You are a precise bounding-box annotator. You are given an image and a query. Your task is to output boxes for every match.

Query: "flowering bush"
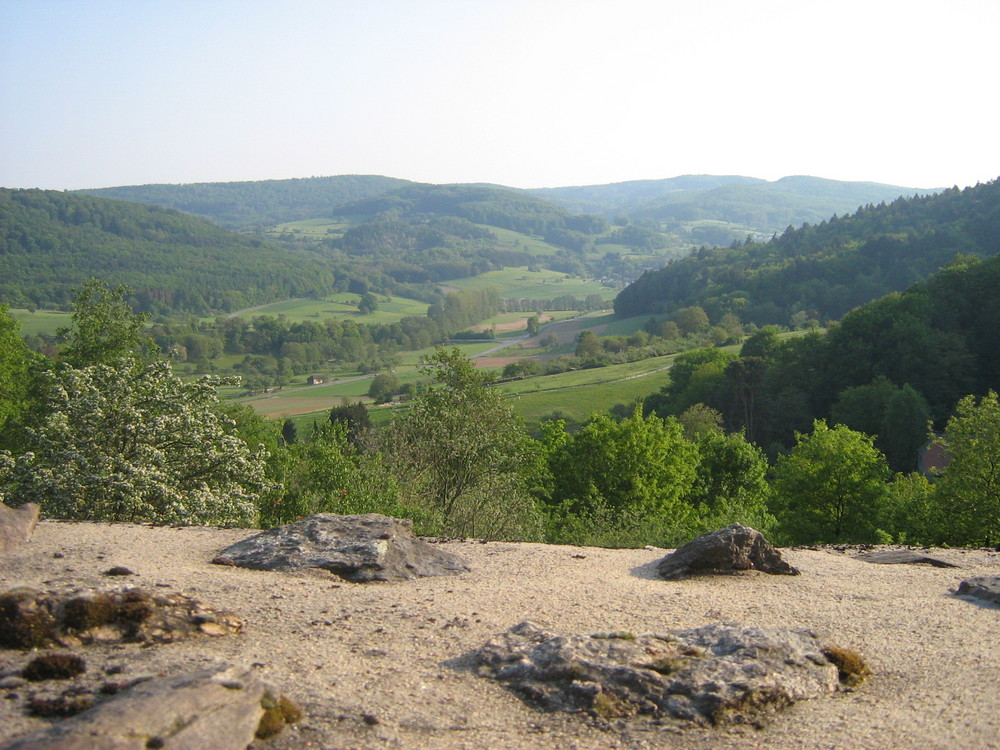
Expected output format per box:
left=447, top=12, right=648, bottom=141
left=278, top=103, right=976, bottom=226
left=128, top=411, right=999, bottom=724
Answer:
left=0, top=357, right=270, bottom=526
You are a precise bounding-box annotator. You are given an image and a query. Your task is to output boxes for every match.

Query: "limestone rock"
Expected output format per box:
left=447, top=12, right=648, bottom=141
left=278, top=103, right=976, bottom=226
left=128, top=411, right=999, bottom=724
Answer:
left=213, top=513, right=470, bottom=582
left=854, top=549, right=959, bottom=568
left=476, top=620, right=852, bottom=728
left=656, top=524, right=799, bottom=580
left=0, top=664, right=279, bottom=750
left=956, top=576, right=1000, bottom=605
left=0, top=586, right=241, bottom=650
left=0, top=503, right=40, bottom=554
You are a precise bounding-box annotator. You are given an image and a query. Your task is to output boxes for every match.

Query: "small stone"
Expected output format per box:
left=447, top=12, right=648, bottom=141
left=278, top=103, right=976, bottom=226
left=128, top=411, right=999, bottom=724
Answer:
left=21, top=653, right=87, bottom=681
left=102, top=566, right=136, bottom=576
left=957, top=576, right=1000, bottom=606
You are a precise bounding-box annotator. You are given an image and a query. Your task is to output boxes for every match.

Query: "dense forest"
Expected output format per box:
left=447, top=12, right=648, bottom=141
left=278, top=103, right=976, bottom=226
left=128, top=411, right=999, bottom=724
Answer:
left=78, top=175, right=415, bottom=230
left=642, top=251, right=1000, bottom=466
left=0, top=189, right=338, bottom=314
left=614, top=179, right=1000, bottom=325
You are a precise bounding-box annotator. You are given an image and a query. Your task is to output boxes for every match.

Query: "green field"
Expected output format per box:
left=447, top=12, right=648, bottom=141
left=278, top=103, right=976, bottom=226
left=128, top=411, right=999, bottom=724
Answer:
left=442, top=266, right=616, bottom=301
left=265, top=218, right=352, bottom=238
left=482, top=226, right=565, bottom=256
left=225, top=293, right=428, bottom=324
left=251, top=349, right=679, bottom=428
left=8, top=308, right=73, bottom=337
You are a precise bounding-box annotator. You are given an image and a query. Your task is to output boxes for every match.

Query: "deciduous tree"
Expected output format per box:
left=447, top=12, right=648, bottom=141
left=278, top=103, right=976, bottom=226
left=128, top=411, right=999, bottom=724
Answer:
left=771, top=420, right=890, bottom=543
left=932, top=391, right=1000, bottom=546
left=382, top=347, right=543, bottom=539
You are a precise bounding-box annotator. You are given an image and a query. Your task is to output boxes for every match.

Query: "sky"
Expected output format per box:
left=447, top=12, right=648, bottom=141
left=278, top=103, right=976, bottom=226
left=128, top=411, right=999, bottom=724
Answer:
left=1, top=0, right=998, bottom=191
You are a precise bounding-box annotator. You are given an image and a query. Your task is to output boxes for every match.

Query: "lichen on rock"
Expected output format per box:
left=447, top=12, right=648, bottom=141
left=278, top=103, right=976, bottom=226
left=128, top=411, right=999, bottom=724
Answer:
left=476, top=620, right=861, bottom=729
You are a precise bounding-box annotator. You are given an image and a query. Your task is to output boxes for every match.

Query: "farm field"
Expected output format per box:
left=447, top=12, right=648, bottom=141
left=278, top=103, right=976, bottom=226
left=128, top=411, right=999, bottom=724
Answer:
left=442, top=266, right=616, bottom=301
left=8, top=308, right=73, bottom=337
left=223, top=293, right=429, bottom=324
left=265, top=218, right=352, bottom=237
left=481, top=226, right=564, bottom=256
left=510, top=371, right=670, bottom=426
left=264, top=350, right=681, bottom=431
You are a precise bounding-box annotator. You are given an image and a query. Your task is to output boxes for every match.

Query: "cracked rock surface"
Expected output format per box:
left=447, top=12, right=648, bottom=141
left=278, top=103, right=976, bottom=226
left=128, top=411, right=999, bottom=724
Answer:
left=476, top=620, right=844, bottom=728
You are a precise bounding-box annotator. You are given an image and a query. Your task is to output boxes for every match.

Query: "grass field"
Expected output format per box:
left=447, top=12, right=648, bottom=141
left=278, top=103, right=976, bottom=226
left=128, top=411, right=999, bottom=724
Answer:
left=482, top=226, right=565, bottom=256
left=249, top=349, right=680, bottom=429
left=225, top=294, right=429, bottom=324
left=8, top=309, right=73, bottom=337
left=442, top=266, right=616, bottom=301
left=265, top=218, right=352, bottom=238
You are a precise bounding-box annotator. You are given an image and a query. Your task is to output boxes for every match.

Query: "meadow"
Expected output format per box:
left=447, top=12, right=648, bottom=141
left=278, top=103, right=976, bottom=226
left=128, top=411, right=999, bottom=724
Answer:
left=8, top=308, right=73, bottom=337
left=223, top=293, right=429, bottom=325
left=441, top=266, right=615, bottom=301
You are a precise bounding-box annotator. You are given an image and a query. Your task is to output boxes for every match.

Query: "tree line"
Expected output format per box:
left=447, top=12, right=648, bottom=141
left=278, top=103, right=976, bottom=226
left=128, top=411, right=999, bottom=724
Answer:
left=0, top=188, right=338, bottom=315
left=3, top=276, right=999, bottom=549
left=614, top=179, right=1000, bottom=326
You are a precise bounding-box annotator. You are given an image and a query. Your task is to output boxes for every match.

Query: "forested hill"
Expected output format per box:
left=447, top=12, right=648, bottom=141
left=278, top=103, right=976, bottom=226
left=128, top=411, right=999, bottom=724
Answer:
left=527, top=175, right=765, bottom=214
left=529, top=175, right=933, bottom=230
left=0, top=189, right=337, bottom=314
left=330, top=183, right=574, bottom=234
left=638, top=249, right=1000, bottom=481
left=614, top=178, right=1000, bottom=326
left=78, top=175, right=415, bottom=230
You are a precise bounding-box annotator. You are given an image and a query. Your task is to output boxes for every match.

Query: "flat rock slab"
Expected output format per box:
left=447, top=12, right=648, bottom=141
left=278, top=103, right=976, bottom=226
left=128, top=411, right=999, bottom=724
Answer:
left=0, top=664, right=276, bottom=750
left=213, top=513, right=470, bottom=582
left=854, top=550, right=960, bottom=568
left=956, top=576, right=1000, bottom=605
left=476, top=620, right=849, bottom=728
left=0, top=503, right=40, bottom=554
left=657, top=524, right=799, bottom=580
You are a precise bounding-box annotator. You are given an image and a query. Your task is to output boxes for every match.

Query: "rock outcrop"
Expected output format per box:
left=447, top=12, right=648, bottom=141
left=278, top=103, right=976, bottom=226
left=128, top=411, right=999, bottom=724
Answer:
left=854, top=550, right=959, bottom=568
left=0, top=586, right=242, bottom=650
left=213, top=513, right=470, bottom=582
left=0, top=503, right=40, bottom=554
left=656, top=524, right=799, bottom=580
left=956, top=576, right=1000, bottom=606
left=0, top=663, right=297, bottom=750
left=476, top=620, right=861, bottom=728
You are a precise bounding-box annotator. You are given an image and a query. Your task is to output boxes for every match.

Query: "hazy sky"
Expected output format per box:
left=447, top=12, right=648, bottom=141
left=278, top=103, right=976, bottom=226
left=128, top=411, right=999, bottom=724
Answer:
left=2, top=0, right=997, bottom=191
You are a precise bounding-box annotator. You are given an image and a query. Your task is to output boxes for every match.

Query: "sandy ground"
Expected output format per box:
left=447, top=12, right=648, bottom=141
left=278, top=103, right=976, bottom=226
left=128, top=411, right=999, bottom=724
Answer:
left=2, top=521, right=999, bottom=750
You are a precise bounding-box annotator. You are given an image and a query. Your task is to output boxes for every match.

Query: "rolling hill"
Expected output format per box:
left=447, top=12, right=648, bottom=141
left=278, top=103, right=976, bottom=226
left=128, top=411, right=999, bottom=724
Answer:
left=78, top=175, right=415, bottom=230
left=0, top=188, right=338, bottom=314
left=613, top=178, right=1000, bottom=326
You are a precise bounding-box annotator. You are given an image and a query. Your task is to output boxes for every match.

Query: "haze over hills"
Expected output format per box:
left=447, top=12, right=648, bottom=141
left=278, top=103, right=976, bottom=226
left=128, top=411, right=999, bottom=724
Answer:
left=614, top=178, right=1000, bottom=327
left=528, top=174, right=938, bottom=229
left=77, top=175, right=415, bottom=231
left=77, top=173, right=933, bottom=250
left=0, top=188, right=339, bottom=313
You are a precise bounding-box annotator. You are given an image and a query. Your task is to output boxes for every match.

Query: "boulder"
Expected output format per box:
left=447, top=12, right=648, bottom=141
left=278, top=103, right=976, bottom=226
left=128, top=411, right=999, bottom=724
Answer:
left=0, top=586, right=242, bottom=650
left=213, top=513, right=470, bottom=582
left=854, top=549, right=959, bottom=568
left=0, top=503, right=40, bottom=554
left=956, top=576, right=1000, bottom=606
left=476, top=620, right=861, bottom=728
left=656, top=524, right=799, bottom=580
left=0, top=663, right=295, bottom=750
